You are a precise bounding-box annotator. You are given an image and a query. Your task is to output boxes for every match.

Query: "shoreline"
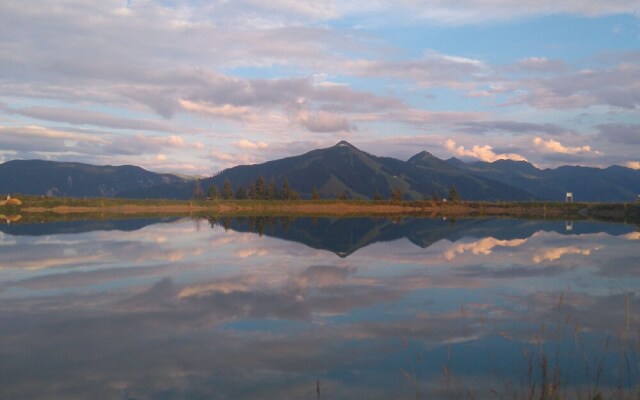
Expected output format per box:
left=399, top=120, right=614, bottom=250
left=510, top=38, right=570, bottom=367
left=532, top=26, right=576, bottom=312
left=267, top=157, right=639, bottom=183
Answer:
left=2, top=198, right=639, bottom=222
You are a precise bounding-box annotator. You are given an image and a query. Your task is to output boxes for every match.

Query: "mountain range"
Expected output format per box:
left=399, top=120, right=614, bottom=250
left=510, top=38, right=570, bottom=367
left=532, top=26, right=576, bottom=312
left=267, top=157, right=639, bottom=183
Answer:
left=209, top=216, right=635, bottom=257
left=1, top=216, right=633, bottom=258
left=0, top=159, right=187, bottom=198
left=1, top=141, right=639, bottom=202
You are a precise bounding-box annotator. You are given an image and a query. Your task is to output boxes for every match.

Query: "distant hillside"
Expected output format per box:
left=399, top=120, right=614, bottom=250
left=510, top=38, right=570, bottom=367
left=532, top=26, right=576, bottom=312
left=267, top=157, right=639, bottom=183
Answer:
left=451, top=159, right=640, bottom=202
left=121, top=141, right=535, bottom=201
left=2, top=142, right=638, bottom=202
left=0, top=160, right=186, bottom=198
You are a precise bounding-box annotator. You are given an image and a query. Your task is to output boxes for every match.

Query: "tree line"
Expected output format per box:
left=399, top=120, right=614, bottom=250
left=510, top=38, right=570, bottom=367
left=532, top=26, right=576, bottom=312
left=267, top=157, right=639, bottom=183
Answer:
left=193, top=176, right=461, bottom=202
left=194, top=176, right=304, bottom=201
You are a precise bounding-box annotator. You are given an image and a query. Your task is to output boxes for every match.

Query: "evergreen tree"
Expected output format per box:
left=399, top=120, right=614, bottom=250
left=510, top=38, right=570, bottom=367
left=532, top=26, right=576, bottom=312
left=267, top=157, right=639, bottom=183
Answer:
left=193, top=178, right=204, bottom=200
left=267, top=177, right=276, bottom=200
left=432, top=191, right=440, bottom=202
left=338, top=190, right=348, bottom=200
left=255, top=175, right=267, bottom=199
left=289, top=190, right=300, bottom=200
left=281, top=178, right=292, bottom=200
left=222, top=179, right=233, bottom=200
left=247, top=181, right=257, bottom=200
left=391, top=187, right=404, bottom=202
left=373, top=191, right=383, bottom=201
left=311, top=186, right=321, bottom=200
left=449, top=185, right=461, bottom=203
left=235, top=186, right=247, bottom=199
left=207, top=184, right=219, bottom=200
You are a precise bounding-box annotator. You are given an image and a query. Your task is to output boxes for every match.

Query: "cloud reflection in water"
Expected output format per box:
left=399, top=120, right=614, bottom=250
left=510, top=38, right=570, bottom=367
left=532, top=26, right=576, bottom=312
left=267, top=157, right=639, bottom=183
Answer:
left=0, top=217, right=639, bottom=399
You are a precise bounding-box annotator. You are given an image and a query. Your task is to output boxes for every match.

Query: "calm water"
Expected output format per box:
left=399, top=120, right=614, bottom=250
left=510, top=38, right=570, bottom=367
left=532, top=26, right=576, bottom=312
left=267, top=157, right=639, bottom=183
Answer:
left=1, top=217, right=639, bottom=399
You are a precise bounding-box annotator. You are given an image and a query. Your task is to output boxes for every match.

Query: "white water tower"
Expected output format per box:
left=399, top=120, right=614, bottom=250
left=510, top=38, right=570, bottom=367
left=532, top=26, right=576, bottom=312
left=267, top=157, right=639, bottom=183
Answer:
left=566, top=192, right=573, bottom=202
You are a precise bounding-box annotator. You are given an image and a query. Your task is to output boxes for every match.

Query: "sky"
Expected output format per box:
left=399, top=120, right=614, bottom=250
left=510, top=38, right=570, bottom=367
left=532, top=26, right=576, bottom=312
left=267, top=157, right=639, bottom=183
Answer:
left=0, top=0, right=639, bottom=175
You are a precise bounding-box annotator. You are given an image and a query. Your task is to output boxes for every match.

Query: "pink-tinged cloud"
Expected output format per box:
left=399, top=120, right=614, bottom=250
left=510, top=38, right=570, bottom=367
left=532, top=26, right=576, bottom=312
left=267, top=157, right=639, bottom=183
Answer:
left=0, top=125, right=106, bottom=143
left=625, top=161, right=640, bottom=170
left=209, top=150, right=235, bottom=162
left=298, top=110, right=352, bottom=132
left=444, top=139, right=527, bottom=162
left=533, top=137, right=600, bottom=155
left=235, top=139, right=269, bottom=150
left=532, top=246, right=601, bottom=263
left=623, top=232, right=640, bottom=240
left=443, top=238, right=528, bottom=261
left=511, top=57, right=566, bottom=72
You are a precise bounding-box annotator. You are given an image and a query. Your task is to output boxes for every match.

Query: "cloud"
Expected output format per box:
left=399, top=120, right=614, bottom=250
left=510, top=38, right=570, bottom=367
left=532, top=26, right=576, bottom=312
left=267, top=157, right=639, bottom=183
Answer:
left=235, top=139, right=269, bottom=150
left=533, top=137, right=600, bottom=155
left=625, top=161, right=640, bottom=170
left=532, top=246, right=600, bottom=263
left=459, top=120, right=568, bottom=135
left=0, top=125, right=106, bottom=143
left=444, top=139, right=527, bottom=162
left=597, top=123, right=640, bottom=145
left=0, top=0, right=638, bottom=171
left=510, top=57, right=567, bottom=73
left=623, top=232, right=640, bottom=240
left=5, top=106, right=176, bottom=132
left=507, top=63, right=640, bottom=109
left=443, top=238, right=527, bottom=261
left=371, top=0, right=640, bottom=25
left=0, top=125, right=108, bottom=155
left=209, top=150, right=236, bottom=162
left=297, top=110, right=352, bottom=132
left=179, top=100, right=253, bottom=121
left=348, top=50, right=488, bottom=89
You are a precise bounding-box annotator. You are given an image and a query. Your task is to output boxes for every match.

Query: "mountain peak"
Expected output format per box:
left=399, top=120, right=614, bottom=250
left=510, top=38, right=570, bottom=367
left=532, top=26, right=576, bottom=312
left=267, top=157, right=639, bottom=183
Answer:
left=445, top=157, right=466, bottom=168
left=334, top=140, right=356, bottom=148
left=408, top=150, right=436, bottom=162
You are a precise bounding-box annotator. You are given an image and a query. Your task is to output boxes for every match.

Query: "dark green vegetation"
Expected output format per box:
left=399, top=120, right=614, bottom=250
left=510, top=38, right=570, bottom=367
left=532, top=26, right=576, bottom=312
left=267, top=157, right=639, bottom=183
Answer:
left=0, top=159, right=186, bottom=197
left=2, top=141, right=640, bottom=201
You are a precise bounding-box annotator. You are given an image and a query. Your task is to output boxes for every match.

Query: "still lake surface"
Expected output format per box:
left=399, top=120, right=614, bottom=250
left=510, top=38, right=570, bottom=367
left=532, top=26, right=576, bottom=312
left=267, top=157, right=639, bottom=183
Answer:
left=1, top=216, right=639, bottom=399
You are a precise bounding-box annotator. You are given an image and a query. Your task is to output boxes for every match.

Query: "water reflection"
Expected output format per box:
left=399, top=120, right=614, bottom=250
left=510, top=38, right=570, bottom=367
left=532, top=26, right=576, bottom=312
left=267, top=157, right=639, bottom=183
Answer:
left=0, top=217, right=639, bottom=399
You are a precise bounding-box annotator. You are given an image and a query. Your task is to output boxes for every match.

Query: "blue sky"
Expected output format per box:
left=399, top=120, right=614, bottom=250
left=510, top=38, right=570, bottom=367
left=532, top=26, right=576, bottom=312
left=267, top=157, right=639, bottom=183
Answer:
left=0, top=1, right=638, bottom=174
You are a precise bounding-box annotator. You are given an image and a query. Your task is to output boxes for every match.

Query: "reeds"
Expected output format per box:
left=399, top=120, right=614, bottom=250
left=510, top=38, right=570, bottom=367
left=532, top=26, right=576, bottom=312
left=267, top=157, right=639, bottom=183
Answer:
left=400, top=291, right=639, bottom=399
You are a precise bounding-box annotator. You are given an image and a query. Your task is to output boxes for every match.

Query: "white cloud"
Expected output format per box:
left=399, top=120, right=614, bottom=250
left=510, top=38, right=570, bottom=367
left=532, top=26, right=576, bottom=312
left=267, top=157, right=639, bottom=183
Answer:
left=444, top=139, right=527, bottom=162
left=348, top=50, right=488, bottom=89
left=533, top=137, right=600, bottom=155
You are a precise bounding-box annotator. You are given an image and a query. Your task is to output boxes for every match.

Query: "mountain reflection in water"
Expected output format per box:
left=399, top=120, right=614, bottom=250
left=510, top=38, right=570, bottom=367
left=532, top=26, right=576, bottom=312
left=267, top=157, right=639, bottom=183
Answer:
left=0, top=217, right=639, bottom=399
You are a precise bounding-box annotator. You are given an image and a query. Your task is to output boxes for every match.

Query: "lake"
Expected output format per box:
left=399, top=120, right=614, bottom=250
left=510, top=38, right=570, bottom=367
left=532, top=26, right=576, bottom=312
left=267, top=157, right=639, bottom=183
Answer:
left=1, top=216, right=639, bottom=399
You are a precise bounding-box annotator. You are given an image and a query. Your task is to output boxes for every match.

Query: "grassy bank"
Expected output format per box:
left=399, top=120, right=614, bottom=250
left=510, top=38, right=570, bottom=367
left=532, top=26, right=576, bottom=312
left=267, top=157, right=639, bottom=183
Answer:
left=1, top=196, right=639, bottom=223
